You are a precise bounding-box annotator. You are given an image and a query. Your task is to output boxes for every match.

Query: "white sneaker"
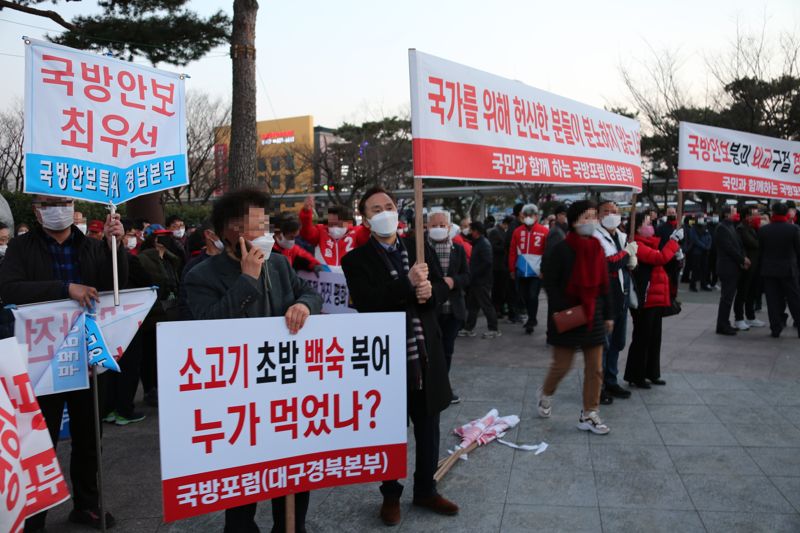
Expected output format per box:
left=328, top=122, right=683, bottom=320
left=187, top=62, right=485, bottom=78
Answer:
left=458, top=329, right=476, bottom=337
left=746, top=319, right=766, bottom=328
left=537, top=387, right=552, bottom=418
left=482, top=330, right=502, bottom=339
left=734, top=320, right=750, bottom=331
left=577, top=410, right=610, bottom=435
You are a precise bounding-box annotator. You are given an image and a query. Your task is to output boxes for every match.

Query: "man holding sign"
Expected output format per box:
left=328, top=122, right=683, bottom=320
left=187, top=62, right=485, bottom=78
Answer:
left=0, top=194, right=127, bottom=530
left=184, top=188, right=322, bottom=532
left=342, top=186, right=458, bottom=526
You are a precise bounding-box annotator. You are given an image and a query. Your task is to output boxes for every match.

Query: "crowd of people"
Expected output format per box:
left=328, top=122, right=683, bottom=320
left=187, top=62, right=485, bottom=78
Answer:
left=0, top=190, right=798, bottom=532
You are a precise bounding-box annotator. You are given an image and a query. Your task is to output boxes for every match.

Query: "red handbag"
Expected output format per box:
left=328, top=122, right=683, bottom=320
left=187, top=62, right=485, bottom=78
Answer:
left=552, top=305, right=588, bottom=334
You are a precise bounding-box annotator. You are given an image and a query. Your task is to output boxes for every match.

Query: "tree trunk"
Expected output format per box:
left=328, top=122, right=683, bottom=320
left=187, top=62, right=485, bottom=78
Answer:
left=228, top=0, right=259, bottom=191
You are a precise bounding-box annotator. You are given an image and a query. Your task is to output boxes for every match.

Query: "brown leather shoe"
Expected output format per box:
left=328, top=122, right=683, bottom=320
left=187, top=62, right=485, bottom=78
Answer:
left=412, top=494, right=459, bottom=516
left=380, top=496, right=401, bottom=526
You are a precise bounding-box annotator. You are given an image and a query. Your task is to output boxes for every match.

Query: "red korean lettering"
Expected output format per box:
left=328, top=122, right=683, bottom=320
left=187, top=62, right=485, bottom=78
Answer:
left=483, top=90, right=511, bottom=134
left=301, top=394, right=331, bottom=437
left=191, top=409, right=224, bottom=453
left=325, top=336, right=345, bottom=378
left=305, top=338, right=324, bottom=380
left=227, top=402, right=260, bottom=446
left=80, top=62, right=113, bottom=103
left=61, top=108, right=94, bottom=152
left=129, top=122, right=158, bottom=158
left=40, top=55, right=74, bottom=96
left=151, top=79, right=176, bottom=116
left=427, top=76, right=446, bottom=124
left=270, top=397, right=298, bottom=439
left=204, top=346, right=226, bottom=389
left=333, top=390, right=363, bottom=431
left=178, top=347, right=202, bottom=392
left=117, top=71, right=147, bottom=109
left=99, top=114, right=130, bottom=157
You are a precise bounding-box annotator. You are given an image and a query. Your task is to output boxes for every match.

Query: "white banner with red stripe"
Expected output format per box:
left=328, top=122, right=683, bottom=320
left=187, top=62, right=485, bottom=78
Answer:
left=409, top=50, right=642, bottom=189
left=678, top=122, right=800, bottom=201
left=156, top=313, right=406, bottom=522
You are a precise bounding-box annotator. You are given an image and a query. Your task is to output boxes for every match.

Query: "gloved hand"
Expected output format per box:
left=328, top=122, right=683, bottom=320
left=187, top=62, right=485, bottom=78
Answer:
left=624, top=241, right=638, bottom=256
left=675, top=248, right=685, bottom=262
left=628, top=253, right=638, bottom=269
left=670, top=227, right=684, bottom=242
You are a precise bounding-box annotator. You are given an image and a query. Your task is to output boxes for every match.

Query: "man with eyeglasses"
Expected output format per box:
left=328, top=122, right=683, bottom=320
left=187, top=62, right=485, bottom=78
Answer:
left=0, top=194, right=127, bottom=531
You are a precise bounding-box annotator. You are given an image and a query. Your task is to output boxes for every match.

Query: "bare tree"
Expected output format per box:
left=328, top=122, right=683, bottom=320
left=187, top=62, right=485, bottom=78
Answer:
left=0, top=103, right=24, bottom=191
left=163, top=91, right=231, bottom=204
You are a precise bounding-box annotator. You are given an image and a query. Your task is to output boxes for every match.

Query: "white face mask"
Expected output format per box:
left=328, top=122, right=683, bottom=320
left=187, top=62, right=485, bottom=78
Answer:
left=328, top=226, right=347, bottom=240
left=172, top=228, right=185, bottom=239
left=0, top=244, right=6, bottom=256
left=39, top=205, right=74, bottom=231
left=125, top=236, right=137, bottom=249
left=449, top=224, right=459, bottom=240
left=601, top=214, right=621, bottom=230
left=461, top=227, right=470, bottom=236
left=76, top=223, right=87, bottom=234
left=575, top=222, right=597, bottom=236
left=16, top=230, right=27, bottom=236
left=428, top=227, right=449, bottom=242
left=523, top=216, right=535, bottom=226
left=213, top=239, right=224, bottom=252
left=277, top=237, right=295, bottom=249
left=368, top=210, right=399, bottom=238
left=251, top=232, right=274, bottom=259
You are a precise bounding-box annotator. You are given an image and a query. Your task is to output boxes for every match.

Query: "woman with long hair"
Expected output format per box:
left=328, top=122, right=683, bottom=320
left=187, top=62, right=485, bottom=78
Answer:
left=538, top=200, right=613, bottom=435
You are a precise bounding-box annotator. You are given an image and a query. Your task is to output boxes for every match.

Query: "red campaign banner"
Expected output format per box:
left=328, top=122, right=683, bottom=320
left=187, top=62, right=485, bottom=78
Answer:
left=413, top=138, right=642, bottom=188
left=678, top=169, right=800, bottom=202
left=162, top=443, right=406, bottom=522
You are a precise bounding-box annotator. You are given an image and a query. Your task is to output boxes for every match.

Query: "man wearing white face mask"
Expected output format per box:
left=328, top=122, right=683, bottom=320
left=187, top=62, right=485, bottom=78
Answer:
left=508, top=204, right=549, bottom=334
left=594, top=200, right=637, bottom=403
left=342, top=187, right=458, bottom=526
left=0, top=194, right=127, bottom=530
left=184, top=189, right=321, bottom=533
left=300, top=195, right=358, bottom=272
left=73, top=210, right=87, bottom=234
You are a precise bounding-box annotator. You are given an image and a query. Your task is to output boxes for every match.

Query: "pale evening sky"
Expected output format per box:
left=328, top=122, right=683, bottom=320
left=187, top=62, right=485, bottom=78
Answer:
left=0, top=0, right=798, bottom=128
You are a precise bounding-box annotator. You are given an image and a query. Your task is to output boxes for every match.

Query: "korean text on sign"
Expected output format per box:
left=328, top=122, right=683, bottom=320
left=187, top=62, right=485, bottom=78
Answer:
left=23, top=38, right=188, bottom=205
left=678, top=122, right=800, bottom=201
left=157, top=313, right=407, bottom=522
left=409, top=50, right=642, bottom=190
left=298, top=270, right=356, bottom=314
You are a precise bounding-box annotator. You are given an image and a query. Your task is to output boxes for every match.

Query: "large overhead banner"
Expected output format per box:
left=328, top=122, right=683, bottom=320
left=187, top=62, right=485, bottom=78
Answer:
left=678, top=122, right=800, bottom=201
left=24, top=38, right=188, bottom=205
left=409, top=50, right=642, bottom=190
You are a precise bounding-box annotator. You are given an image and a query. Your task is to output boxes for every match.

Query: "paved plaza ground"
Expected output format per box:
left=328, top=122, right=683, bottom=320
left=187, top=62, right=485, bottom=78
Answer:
left=46, top=290, right=800, bottom=532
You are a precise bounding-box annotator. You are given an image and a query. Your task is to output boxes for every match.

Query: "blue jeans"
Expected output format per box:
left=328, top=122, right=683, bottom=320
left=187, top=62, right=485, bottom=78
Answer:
left=603, top=300, right=628, bottom=386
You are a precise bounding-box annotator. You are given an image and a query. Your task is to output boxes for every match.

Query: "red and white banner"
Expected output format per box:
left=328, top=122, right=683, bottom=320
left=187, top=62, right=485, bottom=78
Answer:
left=157, top=313, right=407, bottom=522
left=409, top=50, right=642, bottom=189
left=0, top=338, right=70, bottom=533
left=678, top=122, right=800, bottom=201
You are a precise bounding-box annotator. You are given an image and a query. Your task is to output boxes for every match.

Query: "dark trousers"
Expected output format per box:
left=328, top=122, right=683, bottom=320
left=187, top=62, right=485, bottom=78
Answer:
left=624, top=307, right=663, bottom=383
left=763, top=276, right=800, bottom=334
left=381, top=390, right=440, bottom=500
left=688, top=252, right=709, bottom=289
left=107, top=329, right=143, bottom=417
left=716, top=270, right=740, bottom=329
left=603, top=301, right=628, bottom=386
left=518, top=276, right=542, bottom=326
left=25, top=376, right=107, bottom=530
left=506, top=276, right=523, bottom=320
left=492, top=270, right=508, bottom=315
left=465, top=284, right=498, bottom=331
left=734, top=267, right=757, bottom=321
left=438, top=313, right=463, bottom=372
left=140, top=327, right=157, bottom=393
left=223, top=493, right=310, bottom=533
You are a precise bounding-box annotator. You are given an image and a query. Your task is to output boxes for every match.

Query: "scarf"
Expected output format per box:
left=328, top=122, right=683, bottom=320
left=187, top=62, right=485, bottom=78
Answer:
left=565, top=231, right=608, bottom=329
left=370, top=237, right=426, bottom=391
left=771, top=215, right=789, bottom=223
left=430, top=238, right=452, bottom=314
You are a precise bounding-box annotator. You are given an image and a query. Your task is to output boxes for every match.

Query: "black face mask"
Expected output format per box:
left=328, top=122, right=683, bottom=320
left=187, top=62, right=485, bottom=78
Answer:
left=667, top=215, right=677, bottom=222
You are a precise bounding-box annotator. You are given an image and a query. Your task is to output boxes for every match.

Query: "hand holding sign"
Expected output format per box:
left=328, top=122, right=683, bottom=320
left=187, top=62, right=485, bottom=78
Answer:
left=104, top=212, right=124, bottom=250
left=68, top=283, right=100, bottom=308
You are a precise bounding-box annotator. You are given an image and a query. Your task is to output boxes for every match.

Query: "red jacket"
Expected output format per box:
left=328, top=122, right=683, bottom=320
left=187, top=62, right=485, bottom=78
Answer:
left=273, top=243, right=320, bottom=272
left=299, top=208, right=358, bottom=269
left=634, top=236, right=679, bottom=308
left=452, top=234, right=472, bottom=261
left=509, top=223, right=549, bottom=276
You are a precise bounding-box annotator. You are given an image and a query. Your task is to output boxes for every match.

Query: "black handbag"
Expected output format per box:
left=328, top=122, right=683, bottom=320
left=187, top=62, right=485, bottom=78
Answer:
left=662, top=298, right=682, bottom=317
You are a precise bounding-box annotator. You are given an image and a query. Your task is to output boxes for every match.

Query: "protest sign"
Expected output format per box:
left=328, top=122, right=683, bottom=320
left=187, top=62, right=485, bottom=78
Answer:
left=408, top=50, right=642, bottom=190
left=23, top=38, right=188, bottom=205
left=678, top=122, right=800, bottom=201
left=157, top=313, right=406, bottom=522
left=10, top=287, right=157, bottom=396
left=0, top=338, right=71, bottom=531
left=297, top=271, right=356, bottom=314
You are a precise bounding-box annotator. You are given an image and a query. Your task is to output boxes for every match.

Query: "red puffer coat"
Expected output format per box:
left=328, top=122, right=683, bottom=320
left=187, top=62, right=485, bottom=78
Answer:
left=634, top=235, right=679, bottom=308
